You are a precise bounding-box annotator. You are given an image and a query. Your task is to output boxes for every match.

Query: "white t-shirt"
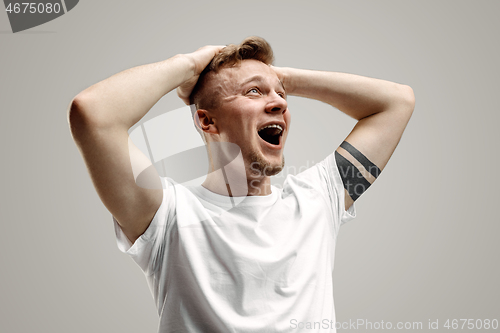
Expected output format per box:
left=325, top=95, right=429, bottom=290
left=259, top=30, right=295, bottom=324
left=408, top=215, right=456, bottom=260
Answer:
left=114, top=152, right=355, bottom=332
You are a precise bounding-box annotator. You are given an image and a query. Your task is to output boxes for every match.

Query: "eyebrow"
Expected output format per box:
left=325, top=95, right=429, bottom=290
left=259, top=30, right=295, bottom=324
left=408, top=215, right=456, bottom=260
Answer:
left=241, top=75, right=287, bottom=94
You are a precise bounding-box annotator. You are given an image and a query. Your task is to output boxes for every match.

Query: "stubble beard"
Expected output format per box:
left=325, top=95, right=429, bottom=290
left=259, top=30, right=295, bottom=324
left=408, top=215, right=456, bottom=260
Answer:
left=248, top=150, right=285, bottom=177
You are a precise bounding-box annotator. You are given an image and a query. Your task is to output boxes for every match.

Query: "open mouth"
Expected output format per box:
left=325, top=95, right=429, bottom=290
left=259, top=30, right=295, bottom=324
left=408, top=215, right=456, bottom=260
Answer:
left=258, top=124, right=283, bottom=146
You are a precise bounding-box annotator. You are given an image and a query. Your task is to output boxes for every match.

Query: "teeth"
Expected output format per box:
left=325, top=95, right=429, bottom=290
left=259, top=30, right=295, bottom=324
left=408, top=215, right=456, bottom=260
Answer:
left=259, top=124, right=283, bottom=132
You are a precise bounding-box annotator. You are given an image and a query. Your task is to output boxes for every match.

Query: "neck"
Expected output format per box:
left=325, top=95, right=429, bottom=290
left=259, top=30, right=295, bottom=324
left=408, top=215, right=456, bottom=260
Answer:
left=201, top=141, right=276, bottom=196
left=201, top=166, right=272, bottom=197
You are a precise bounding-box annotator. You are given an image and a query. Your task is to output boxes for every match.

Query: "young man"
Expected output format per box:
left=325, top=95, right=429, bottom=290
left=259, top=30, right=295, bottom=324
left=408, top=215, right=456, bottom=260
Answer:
left=68, top=37, right=415, bottom=332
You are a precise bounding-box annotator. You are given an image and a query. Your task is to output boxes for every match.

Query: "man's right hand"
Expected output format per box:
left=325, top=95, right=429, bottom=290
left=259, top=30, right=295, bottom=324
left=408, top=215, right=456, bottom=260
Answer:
left=177, top=45, right=225, bottom=105
left=68, top=45, right=223, bottom=244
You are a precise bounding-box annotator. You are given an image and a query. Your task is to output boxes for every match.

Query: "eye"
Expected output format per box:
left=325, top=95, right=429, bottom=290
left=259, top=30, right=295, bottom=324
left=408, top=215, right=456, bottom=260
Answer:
left=247, top=88, right=260, bottom=94
left=278, top=91, right=286, bottom=99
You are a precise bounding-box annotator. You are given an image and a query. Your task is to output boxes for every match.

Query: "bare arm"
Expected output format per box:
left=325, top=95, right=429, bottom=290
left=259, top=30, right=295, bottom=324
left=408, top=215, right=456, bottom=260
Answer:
left=68, top=46, right=223, bottom=243
left=274, top=67, right=415, bottom=209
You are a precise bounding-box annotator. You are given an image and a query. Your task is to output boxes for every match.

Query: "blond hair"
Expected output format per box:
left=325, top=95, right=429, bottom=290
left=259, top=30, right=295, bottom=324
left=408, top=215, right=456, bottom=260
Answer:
left=189, top=36, right=274, bottom=111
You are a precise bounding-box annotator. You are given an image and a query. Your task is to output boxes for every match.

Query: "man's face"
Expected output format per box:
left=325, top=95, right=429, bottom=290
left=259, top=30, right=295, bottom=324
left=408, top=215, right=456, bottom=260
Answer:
left=208, top=59, right=291, bottom=177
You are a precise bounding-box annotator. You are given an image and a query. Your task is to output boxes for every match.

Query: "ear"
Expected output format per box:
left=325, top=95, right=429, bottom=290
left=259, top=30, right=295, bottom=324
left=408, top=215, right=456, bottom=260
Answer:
left=194, top=109, right=219, bottom=135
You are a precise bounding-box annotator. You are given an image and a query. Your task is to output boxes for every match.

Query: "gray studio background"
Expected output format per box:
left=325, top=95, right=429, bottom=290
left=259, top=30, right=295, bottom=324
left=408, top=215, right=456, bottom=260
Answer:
left=1, top=1, right=499, bottom=332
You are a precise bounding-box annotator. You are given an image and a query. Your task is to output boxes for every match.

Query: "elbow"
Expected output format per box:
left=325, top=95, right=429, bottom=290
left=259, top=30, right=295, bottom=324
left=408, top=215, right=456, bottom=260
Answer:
left=400, top=84, right=416, bottom=114
left=68, top=91, right=114, bottom=130
left=68, top=94, right=87, bottom=127
left=385, top=84, right=415, bottom=119
left=67, top=93, right=99, bottom=140
left=68, top=94, right=86, bottom=122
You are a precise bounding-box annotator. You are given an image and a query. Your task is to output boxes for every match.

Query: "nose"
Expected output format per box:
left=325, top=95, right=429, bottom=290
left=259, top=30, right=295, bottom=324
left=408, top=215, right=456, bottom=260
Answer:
left=265, top=91, right=288, bottom=114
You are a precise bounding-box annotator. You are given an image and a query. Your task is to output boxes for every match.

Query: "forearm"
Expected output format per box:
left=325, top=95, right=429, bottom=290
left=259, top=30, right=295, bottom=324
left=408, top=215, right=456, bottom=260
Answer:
left=70, top=54, right=194, bottom=130
left=280, top=67, right=413, bottom=120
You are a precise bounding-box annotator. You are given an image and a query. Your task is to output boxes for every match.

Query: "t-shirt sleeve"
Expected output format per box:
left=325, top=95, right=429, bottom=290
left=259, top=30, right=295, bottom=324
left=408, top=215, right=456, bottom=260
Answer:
left=294, top=152, right=355, bottom=232
left=113, top=177, right=176, bottom=276
left=288, top=151, right=355, bottom=232
left=318, top=152, right=356, bottom=228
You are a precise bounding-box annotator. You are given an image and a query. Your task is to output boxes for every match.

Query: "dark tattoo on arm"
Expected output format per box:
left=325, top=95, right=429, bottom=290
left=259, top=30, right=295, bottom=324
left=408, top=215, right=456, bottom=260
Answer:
left=339, top=141, right=381, bottom=178
left=335, top=141, right=381, bottom=201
